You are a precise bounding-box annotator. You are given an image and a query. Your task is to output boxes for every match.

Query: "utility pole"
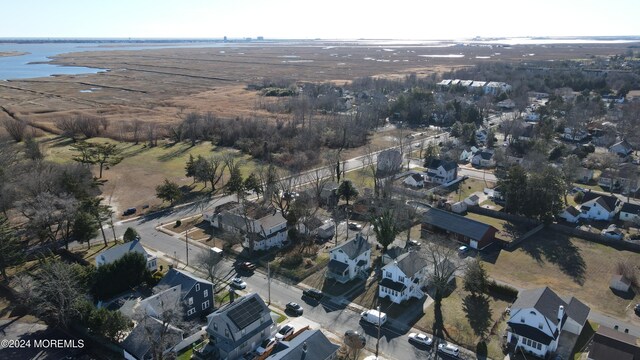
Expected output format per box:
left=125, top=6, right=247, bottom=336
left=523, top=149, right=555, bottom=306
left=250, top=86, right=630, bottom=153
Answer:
left=375, top=305, right=381, bottom=359
left=267, top=260, right=271, bottom=305
left=185, top=227, right=189, bottom=267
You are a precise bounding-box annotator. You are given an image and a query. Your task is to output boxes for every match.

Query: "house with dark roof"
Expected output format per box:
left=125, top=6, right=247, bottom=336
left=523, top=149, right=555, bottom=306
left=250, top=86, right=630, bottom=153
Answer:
left=403, top=173, right=424, bottom=188
left=378, top=251, right=428, bottom=304
left=621, top=202, right=640, bottom=224
left=421, top=207, right=498, bottom=250
left=471, top=149, right=496, bottom=168
left=326, top=233, right=371, bottom=283
left=609, top=140, right=634, bottom=158
left=506, top=287, right=590, bottom=358
left=96, top=238, right=157, bottom=272
left=199, top=293, right=277, bottom=360
left=207, top=201, right=288, bottom=251
left=155, top=268, right=214, bottom=320
left=588, top=325, right=640, bottom=360
left=122, top=316, right=184, bottom=360
left=579, top=191, right=621, bottom=221
left=265, top=329, right=340, bottom=360
left=425, top=158, right=458, bottom=185
left=558, top=206, right=581, bottom=223
left=381, top=246, right=407, bottom=265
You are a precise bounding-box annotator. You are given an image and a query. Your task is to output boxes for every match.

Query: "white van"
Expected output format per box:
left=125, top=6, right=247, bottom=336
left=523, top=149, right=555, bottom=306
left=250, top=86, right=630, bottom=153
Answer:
left=437, top=342, right=459, bottom=357
left=360, top=309, right=387, bottom=325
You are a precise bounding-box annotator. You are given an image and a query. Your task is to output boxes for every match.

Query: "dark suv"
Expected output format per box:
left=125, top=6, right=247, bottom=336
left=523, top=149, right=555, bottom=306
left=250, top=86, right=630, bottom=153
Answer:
left=123, top=207, right=136, bottom=216
left=302, top=288, right=324, bottom=300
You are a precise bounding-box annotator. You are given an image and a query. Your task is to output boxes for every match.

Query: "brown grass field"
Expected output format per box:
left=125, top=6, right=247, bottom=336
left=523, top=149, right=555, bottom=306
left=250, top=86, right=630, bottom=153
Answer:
left=2, top=40, right=638, bottom=132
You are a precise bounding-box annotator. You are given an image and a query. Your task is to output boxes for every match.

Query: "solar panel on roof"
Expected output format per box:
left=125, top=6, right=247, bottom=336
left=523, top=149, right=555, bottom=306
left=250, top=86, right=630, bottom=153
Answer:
left=227, top=297, right=264, bottom=330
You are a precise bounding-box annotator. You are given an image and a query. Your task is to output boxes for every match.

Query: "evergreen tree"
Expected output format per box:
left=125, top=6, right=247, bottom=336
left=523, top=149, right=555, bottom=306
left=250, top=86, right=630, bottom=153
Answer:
left=463, top=258, right=488, bottom=296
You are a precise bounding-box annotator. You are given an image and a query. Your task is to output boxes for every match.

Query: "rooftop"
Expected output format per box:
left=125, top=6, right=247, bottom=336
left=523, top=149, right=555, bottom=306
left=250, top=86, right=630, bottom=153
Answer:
left=422, top=207, right=497, bottom=241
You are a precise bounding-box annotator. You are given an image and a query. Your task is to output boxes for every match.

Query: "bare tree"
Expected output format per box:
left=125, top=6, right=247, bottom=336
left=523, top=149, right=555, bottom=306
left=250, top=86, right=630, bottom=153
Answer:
left=195, top=250, right=224, bottom=291
left=305, top=166, right=331, bottom=206
left=18, top=192, right=78, bottom=247
left=132, top=119, right=142, bottom=145
left=2, top=118, right=27, bottom=142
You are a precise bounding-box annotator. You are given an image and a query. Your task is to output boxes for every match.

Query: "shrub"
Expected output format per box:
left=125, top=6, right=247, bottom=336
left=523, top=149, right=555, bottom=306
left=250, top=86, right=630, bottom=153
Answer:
left=486, top=280, right=518, bottom=301
left=123, top=227, right=139, bottom=242
left=574, top=191, right=585, bottom=203
left=175, top=220, right=182, bottom=228
left=280, top=253, right=303, bottom=269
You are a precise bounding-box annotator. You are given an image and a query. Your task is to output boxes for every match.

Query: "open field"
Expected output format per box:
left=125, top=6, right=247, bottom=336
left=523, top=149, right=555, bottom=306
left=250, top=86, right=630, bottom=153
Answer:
left=1, top=41, right=637, bottom=131
left=482, top=229, right=640, bottom=323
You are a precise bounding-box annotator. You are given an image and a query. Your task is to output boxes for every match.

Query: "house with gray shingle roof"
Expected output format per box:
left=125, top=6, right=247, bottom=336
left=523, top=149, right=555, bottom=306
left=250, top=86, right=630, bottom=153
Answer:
left=155, top=268, right=214, bottom=320
left=579, top=191, right=621, bottom=221
left=621, top=202, right=640, bottom=224
left=421, top=206, right=498, bottom=250
left=588, top=325, right=640, bottom=360
left=378, top=251, right=428, bottom=304
left=507, top=287, right=590, bottom=358
left=198, top=293, right=277, bottom=360
left=326, top=233, right=371, bottom=283
left=96, top=238, right=157, bottom=271
left=265, top=329, right=340, bottom=360
left=121, top=316, right=184, bottom=360
left=425, top=158, right=458, bottom=184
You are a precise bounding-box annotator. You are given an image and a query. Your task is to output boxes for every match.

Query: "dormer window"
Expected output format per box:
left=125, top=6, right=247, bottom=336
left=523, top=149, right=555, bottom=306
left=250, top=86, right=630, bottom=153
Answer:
left=538, top=323, right=543, bottom=329
left=520, top=317, right=525, bottom=323
left=529, top=311, right=536, bottom=315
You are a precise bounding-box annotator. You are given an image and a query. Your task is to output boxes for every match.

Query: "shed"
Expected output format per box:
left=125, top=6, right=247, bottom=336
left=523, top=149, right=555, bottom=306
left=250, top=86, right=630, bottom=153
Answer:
left=609, top=274, right=631, bottom=293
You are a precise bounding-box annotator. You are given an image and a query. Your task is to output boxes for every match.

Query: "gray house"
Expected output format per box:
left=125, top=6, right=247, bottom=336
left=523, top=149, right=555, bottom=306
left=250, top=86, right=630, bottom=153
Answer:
left=156, top=268, right=214, bottom=320
left=199, top=293, right=277, bottom=360
left=266, top=329, right=340, bottom=360
left=122, top=316, right=184, bottom=360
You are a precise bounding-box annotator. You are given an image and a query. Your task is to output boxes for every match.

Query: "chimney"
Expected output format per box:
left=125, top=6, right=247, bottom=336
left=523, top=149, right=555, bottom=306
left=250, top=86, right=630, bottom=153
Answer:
left=301, top=342, right=308, bottom=360
left=557, top=305, right=564, bottom=323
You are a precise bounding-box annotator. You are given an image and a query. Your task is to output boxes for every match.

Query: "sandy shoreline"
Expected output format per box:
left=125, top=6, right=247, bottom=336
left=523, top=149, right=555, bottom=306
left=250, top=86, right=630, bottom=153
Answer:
left=0, top=51, right=29, bottom=57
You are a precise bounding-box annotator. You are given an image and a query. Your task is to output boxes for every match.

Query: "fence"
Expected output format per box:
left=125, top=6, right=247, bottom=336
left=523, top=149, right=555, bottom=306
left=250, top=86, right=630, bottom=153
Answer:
left=548, top=223, right=640, bottom=252
left=467, top=206, right=540, bottom=226
left=507, top=224, right=545, bottom=250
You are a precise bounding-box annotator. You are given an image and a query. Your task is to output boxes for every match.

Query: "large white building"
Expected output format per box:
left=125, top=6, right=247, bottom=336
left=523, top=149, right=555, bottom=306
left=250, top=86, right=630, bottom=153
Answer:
left=507, top=287, right=590, bottom=358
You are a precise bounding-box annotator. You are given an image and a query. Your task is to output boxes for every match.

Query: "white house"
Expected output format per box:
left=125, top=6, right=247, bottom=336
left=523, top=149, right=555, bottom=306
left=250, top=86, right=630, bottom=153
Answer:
left=208, top=202, right=288, bottom=251
left=378, top=251, right=428, bottom=304
left=563, top=127, right=589, bottom=141
left=326, top=233, right=371, bottom=283
left=425, top=159, right=458, bottom=185
left=557, top=206, right=581, bottom=223
left=574, top=167, right=594, bottom=184
left=471, top=150, right=496, bottom=168
left=403, top=173, right=424, bottom=188
left=620, top=202, right=640, bottom=224
left=578, top=192, right=621, bottom=221
left=96, top=238, right=157, bottom=272
left=609, top=140, right=633, bottom=158
left=459, top=146, right=479, bottom=163
left=484, top=81, right=512, bottom=95
left=507, top=287, right=590, bottom=358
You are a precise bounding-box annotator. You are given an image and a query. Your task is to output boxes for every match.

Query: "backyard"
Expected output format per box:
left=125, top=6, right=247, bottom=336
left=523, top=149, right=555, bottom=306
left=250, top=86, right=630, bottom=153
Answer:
left=482, top=229, right=640, bottom=321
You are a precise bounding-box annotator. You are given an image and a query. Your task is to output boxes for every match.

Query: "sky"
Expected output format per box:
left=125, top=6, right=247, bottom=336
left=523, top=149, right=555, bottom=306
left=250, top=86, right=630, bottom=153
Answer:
left=1, top=0, right=638, bottom=40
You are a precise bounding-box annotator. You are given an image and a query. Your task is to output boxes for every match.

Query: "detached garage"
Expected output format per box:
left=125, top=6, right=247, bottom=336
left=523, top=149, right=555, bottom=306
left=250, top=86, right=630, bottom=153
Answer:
left=609, top=274, right=631, bottom=293
left=421, top=207, right=498, bottom=250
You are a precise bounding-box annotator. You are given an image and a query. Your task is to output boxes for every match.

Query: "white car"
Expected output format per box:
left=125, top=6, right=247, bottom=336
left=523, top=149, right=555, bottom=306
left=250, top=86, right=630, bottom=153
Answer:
left=438, top=342, right=460, bottom=357
left=275, top=324, right=295, bottom=340
left=408, top=332, right=433, bottom=346
left=256, top=337, right=277, bottom=355
left=231, top=277, right=247, bottom=289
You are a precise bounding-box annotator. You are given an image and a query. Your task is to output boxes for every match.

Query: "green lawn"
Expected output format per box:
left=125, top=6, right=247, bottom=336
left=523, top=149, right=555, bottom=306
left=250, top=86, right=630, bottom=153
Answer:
left=344, top=168, right=375, bottom=191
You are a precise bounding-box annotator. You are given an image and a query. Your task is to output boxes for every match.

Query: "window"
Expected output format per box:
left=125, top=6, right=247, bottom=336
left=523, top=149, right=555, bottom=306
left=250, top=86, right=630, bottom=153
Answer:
left=386, top=271, right=392, bottom=278
left=187, top=308, right=196, bottom=316
left=213, top=323, right=218, bottom=331
left=538, top=323, right=543, bottom=329
left=536, top=343, right=541, bottom=350
left=398, top=276, right=405, bottom=282
left=202, top=300, right=210, bottom=310
left=196, top=284, right=200, bottom=292
left=520, top=317, right=525, bottom=323
left=188, top=297, right=193, bottom=305
left=204, top=289, right=209, bottom=297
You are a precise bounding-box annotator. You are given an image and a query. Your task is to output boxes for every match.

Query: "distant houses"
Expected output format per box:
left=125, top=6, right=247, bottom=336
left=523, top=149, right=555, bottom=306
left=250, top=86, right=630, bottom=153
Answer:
left=437, top=79, right=512, bottom=94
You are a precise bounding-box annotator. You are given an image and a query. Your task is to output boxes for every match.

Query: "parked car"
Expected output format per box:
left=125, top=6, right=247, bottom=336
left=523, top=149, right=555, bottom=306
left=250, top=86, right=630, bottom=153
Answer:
left=408, top=332, right=433, bottom=346
left=237, top=262, right=257, bottom=271
left=275, top=324, right=295, bottom=340
left=256, top=337, right=277, bottom=355
left=286, top=302, right=303, bottom=316
left=123, top=207, right=136, bottom=216
left=348, top=222, right=363, bottom=231
left=408, top=239, right=421, bottom=247
left=458, top=245, right=469, bottom=254
left=360, top=309, right=387, bottom=325
left=231, top=277, right=247, bottom=290
left=635, top=303, right=640, bottom=315
left=437, top=342, right=459, bottom=357
left=302, top=288, right=324, bottom=300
